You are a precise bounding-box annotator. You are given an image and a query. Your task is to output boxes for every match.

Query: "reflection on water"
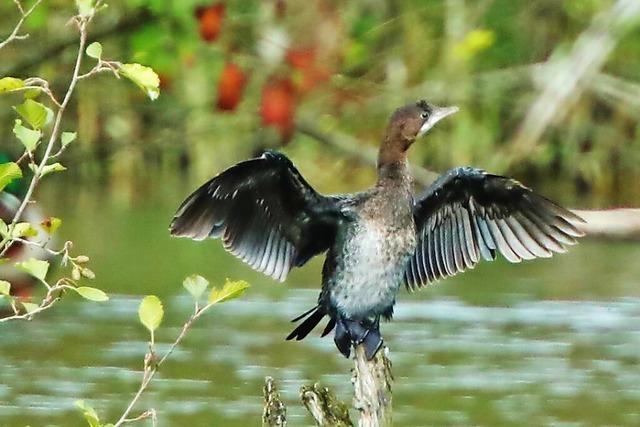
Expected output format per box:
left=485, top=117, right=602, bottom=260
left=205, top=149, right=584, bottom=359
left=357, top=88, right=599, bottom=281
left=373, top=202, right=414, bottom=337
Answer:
left=1, top=179, right=639, bottom=426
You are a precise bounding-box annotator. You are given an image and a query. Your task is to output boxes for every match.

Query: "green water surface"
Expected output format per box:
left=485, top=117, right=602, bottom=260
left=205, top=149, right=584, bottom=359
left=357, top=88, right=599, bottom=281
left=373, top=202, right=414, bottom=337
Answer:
left=1, top=178, right=639, bottom=426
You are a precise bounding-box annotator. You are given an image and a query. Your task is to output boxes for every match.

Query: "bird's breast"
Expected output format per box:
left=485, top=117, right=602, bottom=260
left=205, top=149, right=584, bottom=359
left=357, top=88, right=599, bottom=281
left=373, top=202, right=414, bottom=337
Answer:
left=329, top=216, right=416, bottom=319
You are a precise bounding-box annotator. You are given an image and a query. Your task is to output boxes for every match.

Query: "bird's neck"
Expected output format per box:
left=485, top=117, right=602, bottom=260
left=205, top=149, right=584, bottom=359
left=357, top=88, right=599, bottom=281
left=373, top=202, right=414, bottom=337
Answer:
left=377, top=135, right=411, bottom=188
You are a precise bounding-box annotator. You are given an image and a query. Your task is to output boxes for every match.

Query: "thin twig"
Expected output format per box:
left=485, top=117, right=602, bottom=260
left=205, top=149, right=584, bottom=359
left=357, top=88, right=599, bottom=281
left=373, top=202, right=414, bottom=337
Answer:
left=1, top=9, right=152, bottom=76
left=77, top=60, right=122, bottom=80
left=0, top=282, right=77, bottom=323
left=0, top=0, right=43, bottom=50
left=113, top=300, right=218, bottom=427
left=0, top=16, right=90, bottom=258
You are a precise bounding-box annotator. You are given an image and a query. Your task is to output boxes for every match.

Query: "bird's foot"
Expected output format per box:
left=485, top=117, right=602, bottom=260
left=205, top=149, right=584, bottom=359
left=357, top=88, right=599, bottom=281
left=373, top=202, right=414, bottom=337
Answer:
left=343, top=318, right=370, bottom=345
left=334, top=317, right=383, bottom=360
left=362, top=327, right=383, bottom=360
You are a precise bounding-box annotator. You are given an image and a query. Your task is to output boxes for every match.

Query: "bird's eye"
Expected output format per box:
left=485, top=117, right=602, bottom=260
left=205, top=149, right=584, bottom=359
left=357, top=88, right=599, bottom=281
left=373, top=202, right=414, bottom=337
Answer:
left=420, top=111, right=429, bottom=119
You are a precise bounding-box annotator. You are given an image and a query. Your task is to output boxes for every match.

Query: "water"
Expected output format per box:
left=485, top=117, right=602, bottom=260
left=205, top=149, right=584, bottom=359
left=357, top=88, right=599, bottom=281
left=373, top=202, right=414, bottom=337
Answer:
left=1, top=178, right=640, bottom=426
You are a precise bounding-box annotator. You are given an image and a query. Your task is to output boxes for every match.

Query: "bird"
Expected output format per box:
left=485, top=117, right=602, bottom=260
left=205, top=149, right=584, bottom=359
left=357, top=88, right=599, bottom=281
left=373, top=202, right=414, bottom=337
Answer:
left=169, top=100, right=585, bottom=360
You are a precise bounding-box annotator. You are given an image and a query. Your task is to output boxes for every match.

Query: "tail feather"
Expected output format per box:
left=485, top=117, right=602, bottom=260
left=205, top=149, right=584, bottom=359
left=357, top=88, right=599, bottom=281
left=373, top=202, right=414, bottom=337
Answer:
left=286, top=306, right=326, bottom=341
left=290, top=305, right=318, bottom=323
left=321, top=317, right=336, bottom=337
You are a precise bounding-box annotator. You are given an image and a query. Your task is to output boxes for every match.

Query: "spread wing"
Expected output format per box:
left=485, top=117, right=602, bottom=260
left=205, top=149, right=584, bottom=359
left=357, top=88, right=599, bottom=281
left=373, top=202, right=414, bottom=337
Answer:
left=405, top=167, right=586, bottom=290
left=170, top=150, right=345, bottom=281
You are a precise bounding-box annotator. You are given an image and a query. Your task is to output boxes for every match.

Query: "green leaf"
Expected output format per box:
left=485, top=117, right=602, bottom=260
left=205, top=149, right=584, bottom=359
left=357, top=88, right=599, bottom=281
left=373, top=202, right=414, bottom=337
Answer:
left=208, top=279, right=250, bottom=305
left=75, top=400, right=100, bottom=427
left=75, top=0, right=94, bottom=16
left=13, top=119, right=41, bottom=151
left=23, top=87, right=42, bottom=99
left=0, top=77, right=25, bottom=94
left=75, top=286, right=109, bottom=302
left=0, top=162, right=22, bottom=192
left=0, top=280, right=10, bottom=296
left=29, top=162, right=67, bottom=177
left=139, top=295, right=163, bottom=332
left=13, top=99, right=52, bottom=130
left=15, top=258, right=49, bottom=282
left=22, top=302, right=40, bottom=313
left=12, top=222, right=38, bottom=238
left=119, top=63, right=160, bottom=100
left=86, top=42, right=102, bottom=60
left=41, top=216, right=62, bottom=234
left=183, top=274, right=209, bottom=300
left=61, top=131, right=77, bottom=148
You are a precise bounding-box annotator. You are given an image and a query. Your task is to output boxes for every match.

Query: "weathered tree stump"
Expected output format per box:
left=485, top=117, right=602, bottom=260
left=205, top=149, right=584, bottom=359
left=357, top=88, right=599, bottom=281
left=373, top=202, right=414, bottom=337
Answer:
left=262, top=376, right=287, bottom=427
left=263, top=344, right=393, bottom=426
left=300, top=383, right=353, bottom=426
left=352, top=345, right=393, bottom=427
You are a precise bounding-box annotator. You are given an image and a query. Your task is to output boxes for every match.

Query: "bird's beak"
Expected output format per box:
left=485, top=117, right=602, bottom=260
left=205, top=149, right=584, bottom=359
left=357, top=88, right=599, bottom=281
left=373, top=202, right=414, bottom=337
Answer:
left=418, top=105, right=459, bottom=137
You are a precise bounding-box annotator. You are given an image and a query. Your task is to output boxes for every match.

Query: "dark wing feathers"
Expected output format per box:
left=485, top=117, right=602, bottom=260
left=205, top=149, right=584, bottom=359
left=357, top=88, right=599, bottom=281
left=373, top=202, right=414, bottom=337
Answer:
left=170, top=150, right=343, bottom=282
left=405, top=167, right=585, bottom=290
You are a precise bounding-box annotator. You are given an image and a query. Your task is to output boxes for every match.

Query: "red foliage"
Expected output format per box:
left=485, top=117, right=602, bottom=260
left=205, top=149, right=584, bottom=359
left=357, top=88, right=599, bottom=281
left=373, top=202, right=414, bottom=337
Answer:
left=285, top=47, right=330, bottom=94
left=194, top=3, right=225, bottom=43
left=216, top=62, right=247, bottom=112
left=260, top=77, right=296, bottom=141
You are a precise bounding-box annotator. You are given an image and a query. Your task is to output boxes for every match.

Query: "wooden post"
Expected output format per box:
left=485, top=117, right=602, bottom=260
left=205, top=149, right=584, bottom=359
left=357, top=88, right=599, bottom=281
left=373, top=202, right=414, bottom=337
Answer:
left=264, top=345, right=393, bottom=426
left=352, top=345, right=393, bottom=427
left=300, top=383, right=353, bottom=426
left=262, top=376, right=287, bottom=427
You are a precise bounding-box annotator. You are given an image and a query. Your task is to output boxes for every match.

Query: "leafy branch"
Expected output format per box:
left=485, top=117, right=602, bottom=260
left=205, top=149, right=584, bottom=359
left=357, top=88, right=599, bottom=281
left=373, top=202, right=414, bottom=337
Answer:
left=0, top=0, right=160, bottom=322
left=75, top=276, right=250, bottom=427
left=0, top=251, right=105, bottom=323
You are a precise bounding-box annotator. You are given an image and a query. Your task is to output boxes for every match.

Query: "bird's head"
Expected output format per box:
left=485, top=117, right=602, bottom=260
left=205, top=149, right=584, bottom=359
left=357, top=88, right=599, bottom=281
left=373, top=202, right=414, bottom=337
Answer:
left=378, top=100, right=458, bottom=171
left=386, top=100, right=459, bottom=146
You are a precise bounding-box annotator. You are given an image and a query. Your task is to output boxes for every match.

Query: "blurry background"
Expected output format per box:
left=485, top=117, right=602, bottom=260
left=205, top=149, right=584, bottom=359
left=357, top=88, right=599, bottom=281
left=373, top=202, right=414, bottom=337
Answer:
left=1, top=0, right=640, bottom=426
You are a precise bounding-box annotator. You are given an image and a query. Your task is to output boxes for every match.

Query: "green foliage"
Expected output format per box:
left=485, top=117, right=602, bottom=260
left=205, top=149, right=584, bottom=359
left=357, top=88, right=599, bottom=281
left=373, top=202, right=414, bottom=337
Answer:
left=86, top=42, right=102, bottom=60
left=0, top=162, right=22, bottom=192
left=75, top=400, right=101, bottom=427
left=0, top=280, right=10, bottom=296
left=0, top=77, right=25, bottom=93
left=11, top=222, right=38, bottom=238
left=14, top=258, right=49, bottom=282
left=28, top=162, right=67, bottom=177
left=75, top=287, right=109, bottom=302
left=138, top=295, right=163, bottom=332
left=118, top=63, right=160, bottom=100
left=76, top=0, right=95, bottom=17
left=41, top=216, right=62, bottom=234
left=21, top=302, right=40, bottom=313
left=61, top=131, right=77, bottom=148
left=208, top=279, right=250, bottom=305
left=183, top=274, right=209, bottom=300
left=13, top=99, right=52, bottom=130
left=453, top=29, right=496, bottom=61
left=12, top=119, right=41, bottom=151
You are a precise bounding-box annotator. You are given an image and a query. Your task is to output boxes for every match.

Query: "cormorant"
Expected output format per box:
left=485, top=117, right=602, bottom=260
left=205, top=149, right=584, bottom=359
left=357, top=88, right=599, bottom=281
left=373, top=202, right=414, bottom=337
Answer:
left=169, top=100, right=585, bottom=359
